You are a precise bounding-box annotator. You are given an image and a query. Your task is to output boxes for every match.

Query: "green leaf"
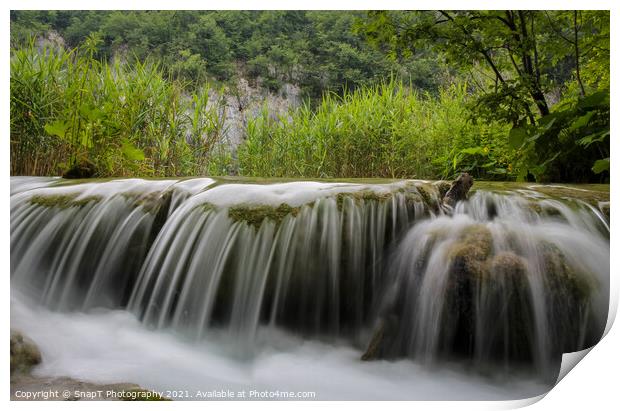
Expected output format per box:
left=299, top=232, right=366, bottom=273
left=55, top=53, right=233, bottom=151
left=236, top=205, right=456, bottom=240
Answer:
left=44, top=120, right=69, bottom=140
left=508, top=127, right=527, bottom=149
left=121, top=139, right=145, bottom=161
left=540, top=117, right=557, bottom=131
left=80, top=105, right=104, bottom=121
left=460, top=146, right=485, bottom=155
left=592, top=158, right=610, bottom=174
left=516, top=168, right=528, bottom=182
left=577, top=131, right=609, bottom=147
left=569, top=111, right=594, bottom=130
left=577, top=91, right=609, bottom=110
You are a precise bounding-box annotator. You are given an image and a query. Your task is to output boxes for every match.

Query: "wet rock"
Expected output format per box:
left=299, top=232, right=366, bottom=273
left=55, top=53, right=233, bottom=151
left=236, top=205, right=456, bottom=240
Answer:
left=599, top=202, right=610, bottom=221
left=491, top=252, right=527, bottom=279
left=30, top=194, right=101, bottom=209
left=10, top=330, right=42, bottom=375
left=441, top=230, right=493, bottom=358
left=539, top=242, right=597, bottom=352
left=335, top=190, right=393, bottom=211
left=10, top=375, right=169, bottom=401
left=454, top=225, right=493, bottom=261
left=485, top=252, right=536, bottom=363
left=433, top=181, right=452, bottom=200
left=413, top=183, right=444, bottom=214
left=10, top=330, right=168, bottom=401
left=442, top=173, right=474, bottom=209
left=541, top=242, right=593, bottom=303
left=361, top=322, right=386, bottom=361
left=360, top=315, right=399, bottom=361
left=228, top=203, right=300, bottom=230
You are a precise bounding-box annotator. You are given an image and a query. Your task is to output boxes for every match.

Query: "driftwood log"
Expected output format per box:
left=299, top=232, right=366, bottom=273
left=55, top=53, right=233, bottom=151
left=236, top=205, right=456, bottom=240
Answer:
left=442, top=172, right=474, bottom=209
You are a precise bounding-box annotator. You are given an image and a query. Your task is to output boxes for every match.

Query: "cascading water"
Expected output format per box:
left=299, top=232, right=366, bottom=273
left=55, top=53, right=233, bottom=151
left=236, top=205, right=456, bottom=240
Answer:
left=10, top=176, right=609, bottom=399
left=370, top=190, right=608, bottom=379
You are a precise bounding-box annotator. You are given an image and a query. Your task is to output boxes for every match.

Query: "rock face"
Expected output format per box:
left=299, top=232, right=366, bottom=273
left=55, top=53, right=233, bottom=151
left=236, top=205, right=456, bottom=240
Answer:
left=212, top=77, right=301, bottom=150
left=442, top=173, right=474, bottom=209
left=10, top=330, right=42, bottom=375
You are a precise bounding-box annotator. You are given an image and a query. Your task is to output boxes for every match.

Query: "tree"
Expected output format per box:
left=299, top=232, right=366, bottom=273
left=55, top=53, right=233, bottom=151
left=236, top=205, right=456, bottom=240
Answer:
left=359, top=10, right=609, bottom=182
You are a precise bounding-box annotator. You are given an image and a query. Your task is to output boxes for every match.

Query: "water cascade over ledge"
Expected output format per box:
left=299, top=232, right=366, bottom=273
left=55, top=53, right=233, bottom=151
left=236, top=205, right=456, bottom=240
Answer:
left=10, top=177, right=610, bottom=394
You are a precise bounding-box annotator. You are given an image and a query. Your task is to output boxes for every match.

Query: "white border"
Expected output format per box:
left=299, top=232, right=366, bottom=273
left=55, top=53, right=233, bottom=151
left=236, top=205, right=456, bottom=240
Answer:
left=3, top=2, right=617, bottom=410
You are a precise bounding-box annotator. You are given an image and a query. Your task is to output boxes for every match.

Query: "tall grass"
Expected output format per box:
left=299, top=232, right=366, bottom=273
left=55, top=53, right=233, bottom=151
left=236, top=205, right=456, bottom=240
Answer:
left=238, top=80, right=512, bottom=180
left=12, top=39, right=513, bottom=180
left=10, top=37, right=232, bottom=177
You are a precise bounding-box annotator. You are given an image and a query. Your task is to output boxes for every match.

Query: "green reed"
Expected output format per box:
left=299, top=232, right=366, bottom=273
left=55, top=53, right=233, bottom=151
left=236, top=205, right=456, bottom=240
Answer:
left=10, top=37, right=231, bottom=177
left=238, top=80, right=511, bottom=179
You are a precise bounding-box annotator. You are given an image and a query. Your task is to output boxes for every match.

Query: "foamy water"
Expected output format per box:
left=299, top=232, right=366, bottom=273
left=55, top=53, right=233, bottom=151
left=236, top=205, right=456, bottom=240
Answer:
left=10, top=177, right=608, bottom=400
left=11, top=292, right=550, bottom=400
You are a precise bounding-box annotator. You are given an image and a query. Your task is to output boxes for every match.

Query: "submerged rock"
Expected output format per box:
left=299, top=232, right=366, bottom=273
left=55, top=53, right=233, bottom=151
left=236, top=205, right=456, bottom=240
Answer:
left=360, top=321, right=386, bottom=361
left=10, top=330, right=42, bottom=375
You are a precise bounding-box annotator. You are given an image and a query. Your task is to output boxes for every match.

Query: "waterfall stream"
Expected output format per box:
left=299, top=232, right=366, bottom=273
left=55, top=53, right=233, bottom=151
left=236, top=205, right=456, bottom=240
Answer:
left=10, top=177, right=609, bottom=399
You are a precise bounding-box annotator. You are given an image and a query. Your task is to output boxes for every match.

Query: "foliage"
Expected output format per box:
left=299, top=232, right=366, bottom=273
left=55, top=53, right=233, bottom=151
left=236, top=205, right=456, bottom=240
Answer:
left=358, top=10, right=610, bottom=182
left=238, top=80, right=510, bottom=179
left=508, top=89, right=609, bottom=182
left=10, top=11, right=610, bottom=183
left=10, top=11, right=446, bottom=99
left=10, top=40, right=232, bottom=176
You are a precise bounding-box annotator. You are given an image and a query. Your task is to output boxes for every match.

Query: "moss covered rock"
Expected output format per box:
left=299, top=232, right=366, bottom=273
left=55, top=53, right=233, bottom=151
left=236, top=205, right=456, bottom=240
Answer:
left=228, top=203, right=300, bottom=230
left=335, top=190, right=394, bottom=211
left=440, top=226, right=493, bottom=357
left=30, top=194, right=102, bottom=209
left=454, top=225, right=493, bottom=261
left=486, top=252, right=535, bottom=363
left=10, top=330, right=42, bottom=375
left=491, top=252, right=527, bottom=280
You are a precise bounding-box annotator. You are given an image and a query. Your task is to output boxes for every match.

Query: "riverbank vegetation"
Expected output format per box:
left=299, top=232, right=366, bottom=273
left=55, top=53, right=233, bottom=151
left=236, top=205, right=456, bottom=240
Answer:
left=238, top=82, right=511, bottom=179
left=11, top=39, right=232, bottom=176
left=10, top=10, right=609, bottom=182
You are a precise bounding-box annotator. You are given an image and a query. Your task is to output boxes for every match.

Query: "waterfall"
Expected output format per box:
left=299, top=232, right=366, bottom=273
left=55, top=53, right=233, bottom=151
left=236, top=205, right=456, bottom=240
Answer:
left=10, top=177, right=609, bottom=380
left=374, top=190, right=608, bottom=378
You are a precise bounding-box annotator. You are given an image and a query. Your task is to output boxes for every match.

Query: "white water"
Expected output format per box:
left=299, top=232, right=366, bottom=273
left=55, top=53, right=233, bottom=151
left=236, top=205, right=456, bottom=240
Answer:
left=10, top=177, right=609, bottom=400
left=11, top=292, right=549, bottom=400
